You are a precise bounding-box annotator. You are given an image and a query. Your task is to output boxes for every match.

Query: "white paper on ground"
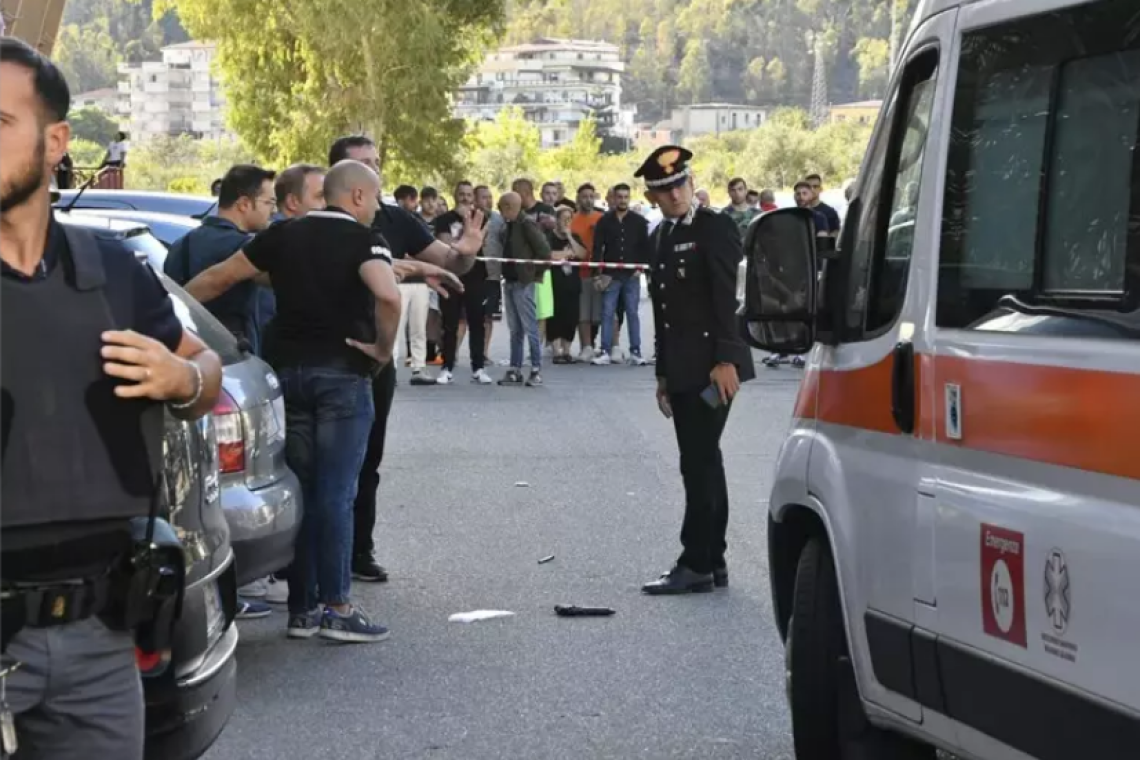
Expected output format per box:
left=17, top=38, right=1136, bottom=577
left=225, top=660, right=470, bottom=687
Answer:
left=448, top=610, right=516, bottom=624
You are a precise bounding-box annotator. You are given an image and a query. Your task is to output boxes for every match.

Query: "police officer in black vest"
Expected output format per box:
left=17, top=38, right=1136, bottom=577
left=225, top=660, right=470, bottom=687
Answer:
left=0, top=39, right=222, bottom=758
left=636, top=146, right=756, bottom=595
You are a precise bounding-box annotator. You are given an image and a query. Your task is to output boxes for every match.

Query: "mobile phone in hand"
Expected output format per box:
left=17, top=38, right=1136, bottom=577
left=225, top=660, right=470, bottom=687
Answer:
left=700, top=383, right=722, bottom=409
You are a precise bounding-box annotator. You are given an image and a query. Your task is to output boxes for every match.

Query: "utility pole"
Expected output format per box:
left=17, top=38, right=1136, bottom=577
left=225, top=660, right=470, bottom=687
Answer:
left=809, top=36, right=828, bottom=129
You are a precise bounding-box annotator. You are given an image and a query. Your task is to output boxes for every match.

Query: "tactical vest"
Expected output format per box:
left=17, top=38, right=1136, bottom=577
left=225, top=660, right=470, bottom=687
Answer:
left=1, top=225, right=164, bottom=541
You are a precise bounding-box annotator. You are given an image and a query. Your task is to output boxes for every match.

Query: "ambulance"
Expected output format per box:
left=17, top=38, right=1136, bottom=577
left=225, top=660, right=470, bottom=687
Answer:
left=739, top=1, right=1140, bottom=758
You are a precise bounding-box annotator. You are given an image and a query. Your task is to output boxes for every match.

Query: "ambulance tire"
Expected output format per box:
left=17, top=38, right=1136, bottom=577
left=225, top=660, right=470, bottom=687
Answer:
left=788, top=538, right=935, bottom=760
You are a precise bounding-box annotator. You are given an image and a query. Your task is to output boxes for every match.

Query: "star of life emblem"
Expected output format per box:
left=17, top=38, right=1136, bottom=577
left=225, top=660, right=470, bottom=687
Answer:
left=1043, top=548, right=1071, bottom=636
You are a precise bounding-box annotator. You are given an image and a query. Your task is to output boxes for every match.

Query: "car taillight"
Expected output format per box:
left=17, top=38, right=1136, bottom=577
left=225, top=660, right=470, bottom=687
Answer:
left=135, top=647, right=170, bottom=676
left=213, top=389, right=245, bottom=474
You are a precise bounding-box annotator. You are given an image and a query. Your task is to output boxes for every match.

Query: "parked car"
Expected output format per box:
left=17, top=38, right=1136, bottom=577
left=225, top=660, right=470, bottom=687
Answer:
left=70, top=208, right=201, bottom=251
left=54, top=212, right=302, bottom=587
left=52, top=212, right=238, bottom=760
left=54, top=189, right=218, bottom=218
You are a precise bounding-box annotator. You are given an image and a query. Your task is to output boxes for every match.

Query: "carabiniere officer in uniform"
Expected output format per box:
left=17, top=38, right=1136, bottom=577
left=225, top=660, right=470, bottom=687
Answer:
left=0, top=39, right=222, bottom=758
left=636, top=146, right=755, bottom=595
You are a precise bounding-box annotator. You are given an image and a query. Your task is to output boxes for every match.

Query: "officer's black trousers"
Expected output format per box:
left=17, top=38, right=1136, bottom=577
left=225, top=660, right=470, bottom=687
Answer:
left=670, top=391, right=732, bottom=574
left=352, top=360, right=397, bottom=560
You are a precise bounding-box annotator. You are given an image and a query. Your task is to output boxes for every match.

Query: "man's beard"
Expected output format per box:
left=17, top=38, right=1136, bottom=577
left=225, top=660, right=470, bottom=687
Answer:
left=1, top=135, right=46, bottom=212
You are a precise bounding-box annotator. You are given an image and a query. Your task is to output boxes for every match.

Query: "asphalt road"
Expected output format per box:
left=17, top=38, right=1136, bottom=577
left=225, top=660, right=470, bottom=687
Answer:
left=205, top=315, right=805, bottom=760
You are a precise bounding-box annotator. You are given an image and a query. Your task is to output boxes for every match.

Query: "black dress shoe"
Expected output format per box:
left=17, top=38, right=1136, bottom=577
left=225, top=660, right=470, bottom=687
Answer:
left=713, top=567, right=728, bottom=589
left=642, top=566, right=715, bottom=595
left=352, top=555, right=389, bottom=583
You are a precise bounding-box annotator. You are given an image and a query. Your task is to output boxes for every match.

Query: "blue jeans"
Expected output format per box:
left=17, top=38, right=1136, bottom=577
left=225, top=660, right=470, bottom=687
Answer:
left=601, top=276, right=641, bottom=355
left=503, top=281, right=541, bottom=370
left=277, top=366, right=374, bottom=614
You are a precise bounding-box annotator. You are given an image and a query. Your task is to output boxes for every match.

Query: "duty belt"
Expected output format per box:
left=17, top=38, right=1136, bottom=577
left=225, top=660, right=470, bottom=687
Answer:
left=0, top=575, right=113, bottom=628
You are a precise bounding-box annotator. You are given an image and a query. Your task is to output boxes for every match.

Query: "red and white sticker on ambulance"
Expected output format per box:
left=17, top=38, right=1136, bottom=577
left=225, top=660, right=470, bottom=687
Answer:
left=980, top=524, right=1027, bottom=648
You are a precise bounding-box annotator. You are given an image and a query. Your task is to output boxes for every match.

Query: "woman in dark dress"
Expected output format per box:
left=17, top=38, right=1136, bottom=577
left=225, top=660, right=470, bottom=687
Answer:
left=548, top=206, right=582, bottom=364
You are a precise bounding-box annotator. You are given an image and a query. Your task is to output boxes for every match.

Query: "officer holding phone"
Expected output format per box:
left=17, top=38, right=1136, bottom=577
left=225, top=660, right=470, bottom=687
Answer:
left=637, top=146, right=755, bottom=596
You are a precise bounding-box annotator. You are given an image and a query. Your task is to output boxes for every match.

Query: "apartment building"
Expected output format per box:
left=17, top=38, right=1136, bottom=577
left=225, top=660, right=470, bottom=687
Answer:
left=118, top=41, right=231, bottom=142
left=72, top=88, right=119, bottom=115
left=455, top=38, right=635, bottom=149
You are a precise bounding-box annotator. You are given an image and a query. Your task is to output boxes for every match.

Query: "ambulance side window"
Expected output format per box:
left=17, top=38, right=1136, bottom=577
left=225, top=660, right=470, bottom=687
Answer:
left=841, top=51, right=938, bottom=339
left=937, top=0, right=1140, bottom=330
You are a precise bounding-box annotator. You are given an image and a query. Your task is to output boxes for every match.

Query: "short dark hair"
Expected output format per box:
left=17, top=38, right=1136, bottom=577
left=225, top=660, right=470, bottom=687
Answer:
left=454, top=180, right=473, bottom=196
left=393, top=185, right=417, bottom=202
left=613, top=183, right=631, bottom=194
left=420, top=186, right=438, bottom=201
left=275, top=163, right=323, bottom=207
left=218, top=164, right=276, bottom=209
left=328, top=135, right=374, bottom=166
left=210, top=178, right=223, bottom=197
left=746, top=189, right=760, bottom=199
left=474, top=185, right=491, bottom=196
left=541, top=181, right=557, bottom=192
left=511, top=178, right=534, bottom=194
left=805, top=173, right=823, bottom=184
left=576, top=183, right=595, bottom=195
left=794, top=181, right=812, bottom=192
left=728, top=177, right=747, bottom=190
left=0, top=37, right=70, bottom=122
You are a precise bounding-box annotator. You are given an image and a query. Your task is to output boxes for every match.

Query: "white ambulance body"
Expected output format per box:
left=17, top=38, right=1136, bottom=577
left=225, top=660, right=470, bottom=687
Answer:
left=741, top=1, right=1140, bottom=758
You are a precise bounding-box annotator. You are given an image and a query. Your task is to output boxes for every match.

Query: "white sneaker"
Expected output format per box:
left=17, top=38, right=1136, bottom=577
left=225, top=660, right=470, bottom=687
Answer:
left=611, top=347, right=627, bottom=363
left=472, top=368, right=493, bottom=385
left=239, top=578, right=268, bottom=598
left=436, top=369, right=454, bottom=385
left=591, top=353, right=612, bottom=366
left=577, top=347, right=595, bottom=364
left=265, top=576, right=289, bottom=605
left=628, top=352, right=648, bottom=366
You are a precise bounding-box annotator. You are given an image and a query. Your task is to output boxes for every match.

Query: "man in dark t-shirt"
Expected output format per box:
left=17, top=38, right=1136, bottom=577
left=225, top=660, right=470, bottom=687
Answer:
left=329, top=135, right=486, bottom=583
left=805, top=173, right=842, bottom=237
left=433, top=180, right=493, bottom=385
left=185, top=161, right=404, bottom=644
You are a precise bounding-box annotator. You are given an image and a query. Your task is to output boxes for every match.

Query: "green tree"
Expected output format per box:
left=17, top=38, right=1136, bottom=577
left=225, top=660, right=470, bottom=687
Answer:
left=541, top=115, right=602, bottom=176
left=853, top=37, right=890, bottom=98
left=464, top=107, right=542, bottom=190
left=68, top=107, right=120, bottom=145
left=677, top=38, right=713, bottom=104
left=53, top=22, right=120, bottom=92
left=161, top=0, right=505, bottom=176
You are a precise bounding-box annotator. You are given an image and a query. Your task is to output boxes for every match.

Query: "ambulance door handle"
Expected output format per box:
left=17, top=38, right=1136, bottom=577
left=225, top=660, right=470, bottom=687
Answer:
left=891, top=341, right=916, bottom=435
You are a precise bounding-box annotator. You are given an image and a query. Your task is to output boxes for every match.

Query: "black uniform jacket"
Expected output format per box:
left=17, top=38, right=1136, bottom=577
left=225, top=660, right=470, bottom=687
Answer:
left=650, top=204, right=757, bottom=393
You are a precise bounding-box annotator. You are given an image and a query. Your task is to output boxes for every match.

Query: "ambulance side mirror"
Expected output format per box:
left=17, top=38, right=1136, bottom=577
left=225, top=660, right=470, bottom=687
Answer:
left=739, top=208, right=818, bottom=355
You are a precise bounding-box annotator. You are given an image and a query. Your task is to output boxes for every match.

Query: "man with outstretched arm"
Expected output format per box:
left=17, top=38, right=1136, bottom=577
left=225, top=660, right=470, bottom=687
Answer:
left=326, top=135, right=485, bottom=584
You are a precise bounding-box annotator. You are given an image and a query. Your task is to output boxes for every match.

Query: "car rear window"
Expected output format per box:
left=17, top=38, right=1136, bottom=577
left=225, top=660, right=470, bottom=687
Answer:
left=155, top=272, right=247, bottom=367
left=120, top=229, right=168, bottom=271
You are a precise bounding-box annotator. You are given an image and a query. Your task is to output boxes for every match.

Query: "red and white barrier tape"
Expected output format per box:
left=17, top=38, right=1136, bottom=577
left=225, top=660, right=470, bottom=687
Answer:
left=478, top=257, right=649, bottom=271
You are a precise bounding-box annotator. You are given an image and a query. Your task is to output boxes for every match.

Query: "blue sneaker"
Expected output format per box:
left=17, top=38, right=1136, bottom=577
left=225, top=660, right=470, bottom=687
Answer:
left=236, top=598, right=272, bottom=620
left=286, top=608, right=322, bottom=639
left=319, top=606, right=390, bottom=643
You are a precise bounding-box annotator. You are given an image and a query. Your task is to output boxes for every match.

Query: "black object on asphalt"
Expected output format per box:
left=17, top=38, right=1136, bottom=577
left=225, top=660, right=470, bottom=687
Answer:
left=555, top=605, right=616, bottom=617
left=538, top=555, right=556, bottom=564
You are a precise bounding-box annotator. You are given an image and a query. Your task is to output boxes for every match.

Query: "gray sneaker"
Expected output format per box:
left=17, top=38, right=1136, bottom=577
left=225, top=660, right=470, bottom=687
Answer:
left=526, top=370, right=543, bottom=387
left=498, top=369, right=524, bottom=386
left=286, top=608, right=322, bottom=639
left=319, top=606, right=390, bottom=643
left=409, top=370, right=435, bottom=386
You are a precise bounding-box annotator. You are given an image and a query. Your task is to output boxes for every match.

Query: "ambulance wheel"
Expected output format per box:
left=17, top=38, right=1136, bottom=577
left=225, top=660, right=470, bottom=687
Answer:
left=788, top=538, right=935, bottom=760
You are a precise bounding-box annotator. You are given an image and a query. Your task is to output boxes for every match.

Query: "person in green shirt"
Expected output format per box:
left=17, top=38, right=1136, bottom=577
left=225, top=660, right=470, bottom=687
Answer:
left=722, top=177, right=758, bottom=237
